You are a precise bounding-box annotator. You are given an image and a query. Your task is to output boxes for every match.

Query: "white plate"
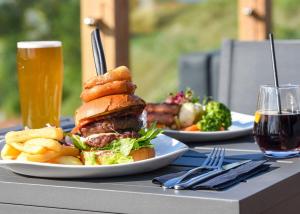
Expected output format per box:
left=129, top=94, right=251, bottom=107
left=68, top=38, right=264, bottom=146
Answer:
left=164, top=112, right=254, bottom=142
left=0, top=134, right=188, bottom=178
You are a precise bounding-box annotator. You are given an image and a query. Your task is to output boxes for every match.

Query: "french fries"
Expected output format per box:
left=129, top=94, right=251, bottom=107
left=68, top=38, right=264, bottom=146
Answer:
left=25, top=150, right=61, bottom=162
left=7, top=142, right=25, bottom=152
left=50, top=156, right=82, bottom=165
left=1, top=144, right=20, bottom=160
left=5, top=127, right=63, bottom=143
left=1, top=127, right=82, bottom=165
left=60, top=145, right=80, bottom=156
left=23, top=143, right=48, bottom=155
left=24, top=138, right=62, bottom=152
left=16, top=152, right=29, bottom=161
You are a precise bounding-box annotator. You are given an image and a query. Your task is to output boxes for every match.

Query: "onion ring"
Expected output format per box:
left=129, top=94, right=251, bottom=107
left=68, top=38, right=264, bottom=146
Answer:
left=84, top=66, right=131, bottom=89
left=80, top=80, right=136, bottom=102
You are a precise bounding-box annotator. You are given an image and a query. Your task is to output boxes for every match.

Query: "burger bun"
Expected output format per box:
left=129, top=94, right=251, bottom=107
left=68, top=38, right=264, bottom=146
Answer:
left=75, top=94, right=145, bottom=126
left=129, top=147, right=155, bottom=161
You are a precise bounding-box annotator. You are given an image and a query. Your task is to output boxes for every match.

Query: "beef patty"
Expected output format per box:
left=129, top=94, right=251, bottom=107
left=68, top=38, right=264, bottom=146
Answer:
left=80, top=115, right=143, bottom=137
left=85, top=131, right=140, bottom=148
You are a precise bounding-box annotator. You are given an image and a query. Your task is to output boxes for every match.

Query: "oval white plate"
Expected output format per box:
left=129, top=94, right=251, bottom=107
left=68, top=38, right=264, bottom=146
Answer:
left=164, top=112, right=254, bottom=142
left=0, top=134, right=188, bottom=178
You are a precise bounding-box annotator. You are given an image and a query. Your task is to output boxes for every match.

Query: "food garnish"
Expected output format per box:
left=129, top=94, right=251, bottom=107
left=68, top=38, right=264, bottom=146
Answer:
left=254, top=111, right=261, bottom=124
left=197, top=101, right=232, bottom=131
left=165, top=88, right=199, bottom=105
left=146, top=89, right=232, bottom=132
left=179, top=102, right=204, bottom=128
left=183, top=124, right=200, bottom=131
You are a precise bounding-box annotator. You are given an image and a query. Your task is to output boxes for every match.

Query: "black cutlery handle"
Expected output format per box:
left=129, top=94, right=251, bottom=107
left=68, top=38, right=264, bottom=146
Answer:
left=91, top=28, right=107, bottom=75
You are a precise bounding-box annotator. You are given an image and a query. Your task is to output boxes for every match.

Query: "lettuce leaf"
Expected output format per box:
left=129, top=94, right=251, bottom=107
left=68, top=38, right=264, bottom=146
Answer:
left=82, top=151, right=97, bottom=165
left=100, top=152, right=134, bottom=165
left=82, top=151, right=133, bottom=165
left=67, top=134, right=90, bottom=150
left=100, top=124, right=162, bottom=156
left=119, top=138, right=136, bottom=156
left=135, top=124, right=162, bottom=147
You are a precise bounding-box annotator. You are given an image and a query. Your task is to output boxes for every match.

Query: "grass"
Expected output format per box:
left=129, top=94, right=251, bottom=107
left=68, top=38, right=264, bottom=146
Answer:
left=130, top=0, right=237, bottom=102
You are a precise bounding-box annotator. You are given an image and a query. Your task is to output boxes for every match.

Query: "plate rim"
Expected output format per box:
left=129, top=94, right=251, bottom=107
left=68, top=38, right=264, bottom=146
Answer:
left=0, top=134, right=189, bottom=169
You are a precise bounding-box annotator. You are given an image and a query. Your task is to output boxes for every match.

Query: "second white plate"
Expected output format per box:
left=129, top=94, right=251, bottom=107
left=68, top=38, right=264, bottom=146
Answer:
left=163, top=112, right=254, bottom=142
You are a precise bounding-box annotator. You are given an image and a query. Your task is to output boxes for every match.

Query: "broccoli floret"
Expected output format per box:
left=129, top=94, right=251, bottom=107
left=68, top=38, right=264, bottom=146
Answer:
left=197, top=101, right=231, bottom=131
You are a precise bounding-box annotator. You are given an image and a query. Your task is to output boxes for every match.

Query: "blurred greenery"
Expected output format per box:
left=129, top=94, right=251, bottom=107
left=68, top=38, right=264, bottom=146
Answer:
left=0, top=0, right=81, bottom=118
left=130, top=0, right=237, bottom=101
left=0, top=0, right=299, bottom=120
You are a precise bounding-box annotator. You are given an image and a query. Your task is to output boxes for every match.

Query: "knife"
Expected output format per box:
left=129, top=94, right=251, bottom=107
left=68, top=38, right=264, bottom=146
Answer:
left=174, top=160, right=251, bottom=190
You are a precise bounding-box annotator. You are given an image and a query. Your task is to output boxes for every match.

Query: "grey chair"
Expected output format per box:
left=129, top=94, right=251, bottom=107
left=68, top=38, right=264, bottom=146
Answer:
left=218, top=40, right=300, bottom=115
left=179, top=51, right=220, bottom=99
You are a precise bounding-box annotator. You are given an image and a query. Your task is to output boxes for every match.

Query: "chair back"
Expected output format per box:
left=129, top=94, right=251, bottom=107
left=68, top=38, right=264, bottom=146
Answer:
left=179, top=51, right=220, bottom=99
left=218, top=40, right=300, bottom=114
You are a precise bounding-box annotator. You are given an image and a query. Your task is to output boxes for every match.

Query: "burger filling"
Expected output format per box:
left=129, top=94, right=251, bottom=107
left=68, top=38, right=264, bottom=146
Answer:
left=69, top=124, right=161, bottom=165
left=85, top=131, right=140, bottom=148
left=75, top=105, right=144, bottom=135
left=80, top=116, right=143, bottom=137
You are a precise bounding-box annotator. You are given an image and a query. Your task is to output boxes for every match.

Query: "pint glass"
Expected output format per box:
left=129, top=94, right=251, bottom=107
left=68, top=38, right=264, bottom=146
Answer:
left=17, top=41, right=63, bottom=128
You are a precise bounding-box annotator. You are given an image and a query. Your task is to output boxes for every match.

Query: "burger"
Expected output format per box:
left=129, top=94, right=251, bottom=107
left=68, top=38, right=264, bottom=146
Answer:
left=70, top=66, right=161, bottom=165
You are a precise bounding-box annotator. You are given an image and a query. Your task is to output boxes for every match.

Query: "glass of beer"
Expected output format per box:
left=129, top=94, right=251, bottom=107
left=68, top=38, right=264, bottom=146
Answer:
left=17, top=41, right=63, bottom=128
left=253, top=84, right=300, bottom=158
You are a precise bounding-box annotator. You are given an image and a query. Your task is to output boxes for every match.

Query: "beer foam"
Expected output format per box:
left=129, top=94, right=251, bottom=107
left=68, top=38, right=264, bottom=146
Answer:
left=17, top=41, right=62, bottom=48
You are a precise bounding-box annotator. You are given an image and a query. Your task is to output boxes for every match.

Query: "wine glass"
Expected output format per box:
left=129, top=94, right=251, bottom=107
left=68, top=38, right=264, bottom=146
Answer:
left=253, top=84, right=300, bottom=158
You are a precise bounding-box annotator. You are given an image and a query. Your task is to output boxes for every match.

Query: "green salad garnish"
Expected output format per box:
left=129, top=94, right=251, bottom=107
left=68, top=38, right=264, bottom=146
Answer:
left=197, top=101, right=232, bottom=131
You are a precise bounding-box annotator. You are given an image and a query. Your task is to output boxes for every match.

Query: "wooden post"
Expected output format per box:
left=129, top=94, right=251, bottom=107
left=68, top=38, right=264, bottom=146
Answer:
left=80, top=0, right=129, bottom=84
left=238, top=0, right=271, bottom=41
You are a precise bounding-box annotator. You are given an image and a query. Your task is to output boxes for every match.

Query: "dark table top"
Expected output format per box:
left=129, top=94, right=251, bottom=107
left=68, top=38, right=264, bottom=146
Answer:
left=0, top=123, right=300, bottom=214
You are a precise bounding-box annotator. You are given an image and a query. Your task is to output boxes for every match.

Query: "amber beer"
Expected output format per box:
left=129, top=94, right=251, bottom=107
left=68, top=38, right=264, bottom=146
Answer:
left=17, top=41, right=63, bottom=128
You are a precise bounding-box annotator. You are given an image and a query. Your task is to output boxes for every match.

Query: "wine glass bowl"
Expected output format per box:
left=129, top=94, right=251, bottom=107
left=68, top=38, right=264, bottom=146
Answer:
left=253, top=84, right=300, bottom=158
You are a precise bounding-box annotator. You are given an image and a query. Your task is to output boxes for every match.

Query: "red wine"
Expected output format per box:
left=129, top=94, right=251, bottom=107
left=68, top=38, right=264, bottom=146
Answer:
left=253, top=111, right=300, bottom=151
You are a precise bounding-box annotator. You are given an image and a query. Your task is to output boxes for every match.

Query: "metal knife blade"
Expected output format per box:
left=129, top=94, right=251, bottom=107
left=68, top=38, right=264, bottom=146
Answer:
left=222, top=160, right=251, bottom=170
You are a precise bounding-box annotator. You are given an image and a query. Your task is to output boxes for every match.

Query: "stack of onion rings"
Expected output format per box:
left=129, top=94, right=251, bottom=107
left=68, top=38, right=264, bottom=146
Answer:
left=80, top=66, right=137, bottom=102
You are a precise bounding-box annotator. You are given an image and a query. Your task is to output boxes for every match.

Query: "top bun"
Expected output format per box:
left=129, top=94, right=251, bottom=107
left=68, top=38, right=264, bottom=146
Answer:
left=74, top=94, right=145, bottom=126
left=84, top=66, right=131, bottom=89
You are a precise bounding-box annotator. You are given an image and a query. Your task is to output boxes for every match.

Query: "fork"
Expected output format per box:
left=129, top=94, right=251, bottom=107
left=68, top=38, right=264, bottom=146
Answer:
left=163, top=147, right=225, bottom=189
left=174, top=148, right=225, bottom=190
